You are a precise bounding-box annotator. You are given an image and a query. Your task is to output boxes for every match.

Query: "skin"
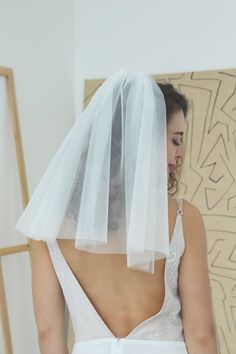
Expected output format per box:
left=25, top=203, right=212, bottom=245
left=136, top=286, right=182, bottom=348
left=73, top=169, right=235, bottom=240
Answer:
left=31, top=110, right=219, bottom=354
left=167, top=109, right=185, bottom=175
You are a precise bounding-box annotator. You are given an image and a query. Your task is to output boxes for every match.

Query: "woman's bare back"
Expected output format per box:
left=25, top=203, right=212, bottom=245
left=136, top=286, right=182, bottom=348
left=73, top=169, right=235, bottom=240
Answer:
left=57, top=197, right=179, bottom=338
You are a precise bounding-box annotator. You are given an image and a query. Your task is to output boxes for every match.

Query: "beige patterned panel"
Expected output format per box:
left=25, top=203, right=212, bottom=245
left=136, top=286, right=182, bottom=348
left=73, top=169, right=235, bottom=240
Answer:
left=67, top=69, right=236, bottom=353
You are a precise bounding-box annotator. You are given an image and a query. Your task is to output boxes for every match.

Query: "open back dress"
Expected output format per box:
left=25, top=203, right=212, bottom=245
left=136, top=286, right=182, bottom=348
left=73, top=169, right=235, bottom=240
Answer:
left=47, top=198, right=188, bottom=354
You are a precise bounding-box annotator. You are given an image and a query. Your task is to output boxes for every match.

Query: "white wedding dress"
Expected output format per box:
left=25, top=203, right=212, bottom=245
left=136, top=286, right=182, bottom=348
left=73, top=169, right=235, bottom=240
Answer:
left=47, top=199, right=188, bottom=354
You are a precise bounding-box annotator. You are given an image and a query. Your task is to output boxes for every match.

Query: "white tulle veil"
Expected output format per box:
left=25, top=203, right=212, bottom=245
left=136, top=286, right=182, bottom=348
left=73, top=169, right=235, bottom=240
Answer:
left=15, top=69, right=170, bottom=273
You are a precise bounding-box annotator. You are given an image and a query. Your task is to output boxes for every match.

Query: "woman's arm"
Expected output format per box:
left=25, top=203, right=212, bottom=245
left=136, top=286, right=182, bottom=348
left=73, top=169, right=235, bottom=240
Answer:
left=179, top=200, right=219, bottom=354
left=31, top=240, right=68, bottom=354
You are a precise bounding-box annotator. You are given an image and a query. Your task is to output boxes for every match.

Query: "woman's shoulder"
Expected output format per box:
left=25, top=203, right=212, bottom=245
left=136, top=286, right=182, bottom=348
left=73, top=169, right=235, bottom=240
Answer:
left=180, top=198, right=207, bottom=246
left=169, top=197, right=202, bottom=217
left=182, top=198, right=202, bottom=217
left=181, top=198, right=204, bottom=226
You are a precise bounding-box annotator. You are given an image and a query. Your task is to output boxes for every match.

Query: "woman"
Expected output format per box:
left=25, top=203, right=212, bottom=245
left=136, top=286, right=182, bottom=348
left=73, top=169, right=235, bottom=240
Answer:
left=16, top=70, right=218, bottom=353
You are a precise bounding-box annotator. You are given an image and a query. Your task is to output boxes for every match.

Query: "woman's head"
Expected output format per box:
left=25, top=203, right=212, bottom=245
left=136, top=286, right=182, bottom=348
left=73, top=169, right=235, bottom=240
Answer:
left=157, top=82, right=188, bottom=196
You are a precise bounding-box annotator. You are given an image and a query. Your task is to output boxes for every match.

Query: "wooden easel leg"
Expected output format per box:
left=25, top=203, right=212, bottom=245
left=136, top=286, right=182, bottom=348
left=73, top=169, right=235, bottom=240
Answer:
left=0, top=258, right=13, bottom=354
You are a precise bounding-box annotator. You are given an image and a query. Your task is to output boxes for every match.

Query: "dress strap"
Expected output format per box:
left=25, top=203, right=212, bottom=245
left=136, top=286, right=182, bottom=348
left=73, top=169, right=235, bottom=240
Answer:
left=176, top=198, right=183, bottom=216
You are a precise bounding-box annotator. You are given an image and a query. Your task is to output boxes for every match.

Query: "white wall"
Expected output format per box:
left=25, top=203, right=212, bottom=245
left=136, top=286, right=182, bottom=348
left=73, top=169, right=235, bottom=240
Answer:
left=0, top=1, right=74, bottom=353
left=0, top=0, right=75, bottom=193
left=74, top=0, right=236, bottom=113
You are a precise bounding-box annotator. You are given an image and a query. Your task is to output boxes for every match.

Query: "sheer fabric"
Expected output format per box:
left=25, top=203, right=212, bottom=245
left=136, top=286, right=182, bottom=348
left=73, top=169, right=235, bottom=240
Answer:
left=15, top=69, right=169, bottom=272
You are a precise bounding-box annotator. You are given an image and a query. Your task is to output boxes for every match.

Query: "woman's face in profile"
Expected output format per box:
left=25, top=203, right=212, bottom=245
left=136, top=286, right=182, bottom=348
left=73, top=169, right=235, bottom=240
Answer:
left=167, top=110, right=185, bottom=175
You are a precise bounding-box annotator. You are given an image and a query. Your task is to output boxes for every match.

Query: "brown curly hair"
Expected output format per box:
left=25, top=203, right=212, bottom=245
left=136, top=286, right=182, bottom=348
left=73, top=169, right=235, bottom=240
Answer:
left=157, top=82, right=188, bottom=197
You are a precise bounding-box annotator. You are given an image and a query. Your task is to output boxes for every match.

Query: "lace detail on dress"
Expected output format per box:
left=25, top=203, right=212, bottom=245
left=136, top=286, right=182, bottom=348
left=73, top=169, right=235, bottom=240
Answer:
left=47, top=198, right=185, bottom=343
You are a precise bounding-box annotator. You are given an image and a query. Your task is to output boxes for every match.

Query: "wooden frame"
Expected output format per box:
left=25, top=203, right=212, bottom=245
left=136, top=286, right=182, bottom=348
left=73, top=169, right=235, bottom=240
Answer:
left=0, top=66, right=30, bottom=354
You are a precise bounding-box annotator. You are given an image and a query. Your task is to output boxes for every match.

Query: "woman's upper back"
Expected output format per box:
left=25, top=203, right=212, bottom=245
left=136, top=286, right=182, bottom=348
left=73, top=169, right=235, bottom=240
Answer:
left=48, top=197, right=186, bottom=340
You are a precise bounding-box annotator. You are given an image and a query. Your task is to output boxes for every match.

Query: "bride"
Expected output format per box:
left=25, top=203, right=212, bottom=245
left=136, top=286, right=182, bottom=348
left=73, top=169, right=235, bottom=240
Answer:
left=16, top=69, right=218, bottom=354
